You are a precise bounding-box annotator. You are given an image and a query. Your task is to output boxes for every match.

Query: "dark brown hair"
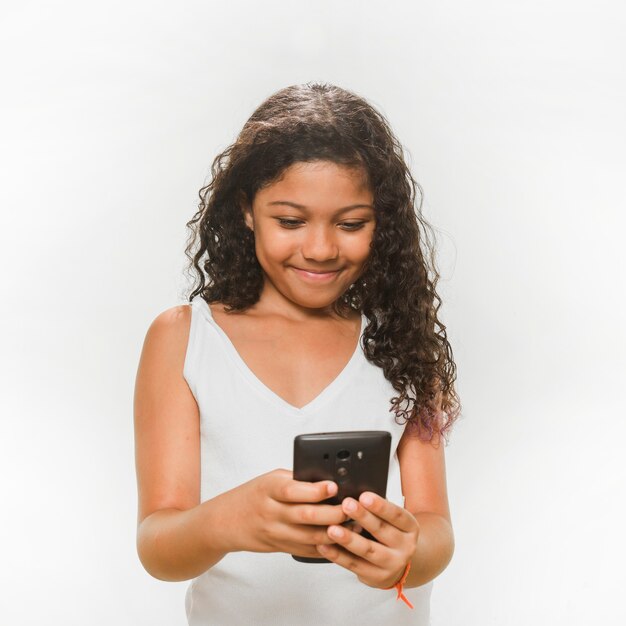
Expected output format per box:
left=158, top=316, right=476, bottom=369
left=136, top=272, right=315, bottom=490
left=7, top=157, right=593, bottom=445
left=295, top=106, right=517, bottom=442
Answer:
left=184, top=82, right=460, bottom=442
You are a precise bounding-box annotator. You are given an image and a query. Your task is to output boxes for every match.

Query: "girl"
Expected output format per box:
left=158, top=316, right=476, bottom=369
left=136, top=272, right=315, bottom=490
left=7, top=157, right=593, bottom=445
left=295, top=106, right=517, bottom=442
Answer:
left=134, top=82, right=460, bottom=625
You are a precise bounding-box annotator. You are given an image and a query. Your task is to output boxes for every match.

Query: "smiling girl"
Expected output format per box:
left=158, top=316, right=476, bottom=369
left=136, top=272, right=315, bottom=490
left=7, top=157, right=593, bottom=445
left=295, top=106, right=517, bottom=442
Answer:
left=134, top=82, right=460, bottom=625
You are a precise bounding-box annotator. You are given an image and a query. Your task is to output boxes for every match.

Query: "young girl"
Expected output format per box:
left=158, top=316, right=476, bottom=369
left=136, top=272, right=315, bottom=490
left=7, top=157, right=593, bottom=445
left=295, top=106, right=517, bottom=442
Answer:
left=134, top=82, right=460, bottom=625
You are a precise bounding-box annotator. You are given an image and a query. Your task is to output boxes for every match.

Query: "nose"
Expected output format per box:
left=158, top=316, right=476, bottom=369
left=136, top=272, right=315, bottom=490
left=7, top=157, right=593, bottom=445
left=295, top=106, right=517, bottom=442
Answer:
left=301, top=225, right=339, bottom=262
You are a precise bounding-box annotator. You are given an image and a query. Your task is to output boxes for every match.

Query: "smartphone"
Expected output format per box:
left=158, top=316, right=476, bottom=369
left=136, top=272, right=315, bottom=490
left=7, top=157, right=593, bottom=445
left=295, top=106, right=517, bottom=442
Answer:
left=292, top=430, right=391, bottom=563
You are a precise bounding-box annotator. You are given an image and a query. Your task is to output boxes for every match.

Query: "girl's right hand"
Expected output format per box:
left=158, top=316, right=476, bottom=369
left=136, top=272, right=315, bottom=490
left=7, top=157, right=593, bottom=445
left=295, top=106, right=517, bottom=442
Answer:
left=222, top=469, right=349, bottom=559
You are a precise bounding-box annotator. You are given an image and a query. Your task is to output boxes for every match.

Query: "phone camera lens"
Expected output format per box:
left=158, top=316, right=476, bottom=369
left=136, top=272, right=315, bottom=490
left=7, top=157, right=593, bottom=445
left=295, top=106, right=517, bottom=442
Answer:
left=337, top=449, right=350, bottom=460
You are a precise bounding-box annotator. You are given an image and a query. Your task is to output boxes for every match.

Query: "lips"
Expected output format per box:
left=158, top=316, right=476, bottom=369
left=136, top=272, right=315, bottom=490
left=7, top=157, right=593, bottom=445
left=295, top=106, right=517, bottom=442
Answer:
left=294, top=268, right=340, bottom=274
left=290, top=267, right=342, bottom=282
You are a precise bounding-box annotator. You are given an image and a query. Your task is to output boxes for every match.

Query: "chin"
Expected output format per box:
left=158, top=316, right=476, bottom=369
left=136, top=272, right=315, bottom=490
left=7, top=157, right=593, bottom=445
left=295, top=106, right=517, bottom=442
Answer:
left=288, top=290, right=341, bottom=311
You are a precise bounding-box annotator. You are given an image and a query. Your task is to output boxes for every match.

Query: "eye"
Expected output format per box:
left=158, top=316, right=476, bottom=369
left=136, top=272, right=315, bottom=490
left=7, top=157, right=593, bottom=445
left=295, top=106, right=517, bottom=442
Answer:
left=339, top=222, right=367, bottom=231
left=277, top=218, right=304, bottom=228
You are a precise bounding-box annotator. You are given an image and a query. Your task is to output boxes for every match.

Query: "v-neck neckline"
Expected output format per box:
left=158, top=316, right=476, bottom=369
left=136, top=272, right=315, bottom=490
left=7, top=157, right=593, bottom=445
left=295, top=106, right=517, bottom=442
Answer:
left=195, top=297, right=366, bottom=415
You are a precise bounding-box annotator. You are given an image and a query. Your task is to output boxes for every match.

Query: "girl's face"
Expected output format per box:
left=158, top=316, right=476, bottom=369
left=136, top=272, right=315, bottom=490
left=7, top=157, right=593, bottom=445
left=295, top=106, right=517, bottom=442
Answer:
left=244, top=160, right=375, bottom=314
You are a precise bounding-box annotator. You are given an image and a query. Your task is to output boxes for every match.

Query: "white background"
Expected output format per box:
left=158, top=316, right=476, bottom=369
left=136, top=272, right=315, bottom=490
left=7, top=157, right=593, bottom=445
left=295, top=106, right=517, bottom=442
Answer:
left=1, top=1, right=624, bottom=624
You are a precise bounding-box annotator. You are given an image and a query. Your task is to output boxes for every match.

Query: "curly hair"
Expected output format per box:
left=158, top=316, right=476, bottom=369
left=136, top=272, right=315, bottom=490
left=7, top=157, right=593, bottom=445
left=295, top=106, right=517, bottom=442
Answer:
left=184, top=82, right=460, bottom=442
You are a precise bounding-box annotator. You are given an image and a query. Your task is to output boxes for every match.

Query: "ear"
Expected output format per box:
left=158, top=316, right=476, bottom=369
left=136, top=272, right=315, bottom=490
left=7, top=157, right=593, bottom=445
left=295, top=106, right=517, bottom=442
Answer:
left=243, top=207, right=254, bottom=231
left=238, top=191, right=254, bottom=231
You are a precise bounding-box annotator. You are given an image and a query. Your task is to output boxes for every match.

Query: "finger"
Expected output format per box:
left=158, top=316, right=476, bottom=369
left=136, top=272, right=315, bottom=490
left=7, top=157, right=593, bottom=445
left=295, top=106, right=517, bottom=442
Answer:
left=286, top=503, right=349, bottom=526
left=340, top=497, right=398, bottom=545
left=357, top=492, right=417, bottom=533
left=275, top=479, right=339, bottom=503
left=318, top=526, right=409, bottom=589
left=282, top=539, right=337, bottom=559
left=323, top=523, right=388, bottom=567
left=292, top=543, right=344, bottom=559
left=340, top=496, right=416, bottom=546
left=315, top=541, right=381, bottom=581
left=291, top=523, right=346, bottom=546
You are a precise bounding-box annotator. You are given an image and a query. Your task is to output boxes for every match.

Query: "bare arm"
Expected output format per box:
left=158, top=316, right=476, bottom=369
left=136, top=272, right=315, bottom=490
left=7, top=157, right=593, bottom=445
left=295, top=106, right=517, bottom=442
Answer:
left=134, top=305, right=221, bottom=581
left=397, top=429, right=455, bottom=588
left=134, top=306, right=347, bottom=582
left=137, top=507, right=226, bottom=582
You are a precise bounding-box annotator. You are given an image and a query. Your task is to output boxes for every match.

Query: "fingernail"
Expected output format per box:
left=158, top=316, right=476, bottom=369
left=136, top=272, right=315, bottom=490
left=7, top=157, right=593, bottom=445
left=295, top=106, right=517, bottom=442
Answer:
left=361, top=493, right=374, bottom=506
left=317, top=544, right=328, bottom=553
left=327, top=482, right=337, bottom=496
left=329, top=526, right=344, bottom=539
left=344, top=499, right=357, bottom=513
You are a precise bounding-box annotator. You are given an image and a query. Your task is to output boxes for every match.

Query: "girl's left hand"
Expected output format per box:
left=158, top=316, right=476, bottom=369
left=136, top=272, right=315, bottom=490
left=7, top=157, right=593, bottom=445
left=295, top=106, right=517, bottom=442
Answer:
left=316, top=492, right=419, bottom=589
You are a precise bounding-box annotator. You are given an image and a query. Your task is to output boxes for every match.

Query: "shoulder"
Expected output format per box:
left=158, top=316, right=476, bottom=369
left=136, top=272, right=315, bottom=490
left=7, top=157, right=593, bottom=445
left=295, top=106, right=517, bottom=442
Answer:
left=141, top=305, right=192, bottom=365
left=149, top=304, right=192, bottom=333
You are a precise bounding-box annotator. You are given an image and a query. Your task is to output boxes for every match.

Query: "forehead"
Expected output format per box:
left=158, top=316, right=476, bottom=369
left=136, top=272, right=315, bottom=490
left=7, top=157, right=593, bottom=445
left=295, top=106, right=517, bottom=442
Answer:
left=256, top=161, right=373, bottom=206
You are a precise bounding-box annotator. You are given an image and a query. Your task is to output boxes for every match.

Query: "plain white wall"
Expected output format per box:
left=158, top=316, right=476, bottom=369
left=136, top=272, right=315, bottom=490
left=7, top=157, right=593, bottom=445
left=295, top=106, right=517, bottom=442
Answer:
left=1, top=1, right=624, bottom=624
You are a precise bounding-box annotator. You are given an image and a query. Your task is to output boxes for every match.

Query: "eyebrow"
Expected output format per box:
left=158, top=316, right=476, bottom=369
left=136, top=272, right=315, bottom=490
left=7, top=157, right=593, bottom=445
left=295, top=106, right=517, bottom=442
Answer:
left=267, top=201, right=374, bottom=214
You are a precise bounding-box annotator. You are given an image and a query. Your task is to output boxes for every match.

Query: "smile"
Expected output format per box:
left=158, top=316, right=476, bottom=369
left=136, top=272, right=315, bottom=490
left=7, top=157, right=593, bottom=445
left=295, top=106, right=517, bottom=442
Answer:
left=291, top=267, right=342, bottom=282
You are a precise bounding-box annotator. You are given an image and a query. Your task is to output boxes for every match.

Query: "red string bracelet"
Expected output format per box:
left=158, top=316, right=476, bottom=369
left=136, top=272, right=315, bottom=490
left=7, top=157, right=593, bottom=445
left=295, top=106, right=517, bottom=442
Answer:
left=384, top=561, right=414, bottom=609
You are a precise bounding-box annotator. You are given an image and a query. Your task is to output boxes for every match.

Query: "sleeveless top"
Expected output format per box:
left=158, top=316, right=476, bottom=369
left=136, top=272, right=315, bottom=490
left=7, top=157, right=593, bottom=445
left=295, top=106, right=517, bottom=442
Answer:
left=182, top=295, right=433, bottom=625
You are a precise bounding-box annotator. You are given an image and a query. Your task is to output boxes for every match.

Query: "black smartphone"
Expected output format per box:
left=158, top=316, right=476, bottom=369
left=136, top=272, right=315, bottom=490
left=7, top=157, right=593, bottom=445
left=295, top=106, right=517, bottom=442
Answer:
left=292, top=430, right=391, bottom=563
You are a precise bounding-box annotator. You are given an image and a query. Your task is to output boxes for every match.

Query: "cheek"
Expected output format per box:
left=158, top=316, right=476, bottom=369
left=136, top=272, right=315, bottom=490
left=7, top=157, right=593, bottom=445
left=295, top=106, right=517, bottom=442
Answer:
left=254, top=230, right=293, bottom=262
left=351, top=234, right=375, bottom=262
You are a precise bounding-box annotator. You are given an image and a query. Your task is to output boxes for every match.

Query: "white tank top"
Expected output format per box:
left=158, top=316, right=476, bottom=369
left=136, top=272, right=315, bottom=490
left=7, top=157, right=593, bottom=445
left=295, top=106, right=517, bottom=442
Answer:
left=183, top=295, right=433, bottom=625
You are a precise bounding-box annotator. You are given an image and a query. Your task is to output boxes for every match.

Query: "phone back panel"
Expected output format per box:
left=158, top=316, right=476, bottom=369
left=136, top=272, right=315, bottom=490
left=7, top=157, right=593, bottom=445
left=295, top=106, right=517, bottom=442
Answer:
left=293, top=430, right=391, bottom=505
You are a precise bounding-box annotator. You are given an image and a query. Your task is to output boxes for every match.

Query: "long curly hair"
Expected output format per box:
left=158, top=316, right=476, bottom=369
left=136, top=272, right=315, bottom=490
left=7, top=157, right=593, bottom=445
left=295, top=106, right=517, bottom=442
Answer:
left=184, top=82, right=460, bottom=442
